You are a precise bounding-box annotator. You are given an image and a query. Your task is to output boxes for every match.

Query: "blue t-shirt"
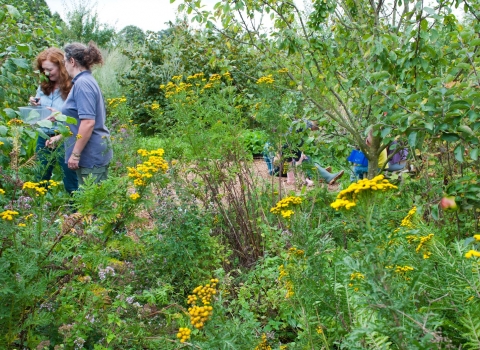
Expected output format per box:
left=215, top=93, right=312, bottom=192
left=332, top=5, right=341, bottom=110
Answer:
left=36, top=86, right=65, bottom=111
left=35, top=87, right=64, bottom=135
left=62, top=71, right=113, bottom=168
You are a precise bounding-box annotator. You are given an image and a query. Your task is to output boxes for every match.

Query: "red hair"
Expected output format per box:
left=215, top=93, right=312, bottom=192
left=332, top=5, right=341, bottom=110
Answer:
left=35, top=47, right=72, bottom=100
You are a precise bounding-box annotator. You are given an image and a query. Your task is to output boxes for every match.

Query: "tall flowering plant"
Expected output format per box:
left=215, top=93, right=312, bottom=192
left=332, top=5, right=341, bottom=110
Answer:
left=330, top=175, right=398, bottom=230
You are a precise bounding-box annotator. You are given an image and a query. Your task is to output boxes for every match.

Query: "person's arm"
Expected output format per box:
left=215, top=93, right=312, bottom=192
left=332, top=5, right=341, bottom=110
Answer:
left=67, top=79, right=98, bottom=170
left=67, top=119, right=95, bottom=170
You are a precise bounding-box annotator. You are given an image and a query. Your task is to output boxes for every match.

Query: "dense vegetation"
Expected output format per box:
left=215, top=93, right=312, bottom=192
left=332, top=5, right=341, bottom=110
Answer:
left=0, top=0, right=479, bottom=349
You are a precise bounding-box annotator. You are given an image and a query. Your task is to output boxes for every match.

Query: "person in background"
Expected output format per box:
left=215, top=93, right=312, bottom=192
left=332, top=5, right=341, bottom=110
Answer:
left=352, top=131, right=388, bottom=180
left=46, top=42, right=113, bottom=185
left=29, top=47, right=78, bottom=194
left=386, top=140, right=408, bottom=171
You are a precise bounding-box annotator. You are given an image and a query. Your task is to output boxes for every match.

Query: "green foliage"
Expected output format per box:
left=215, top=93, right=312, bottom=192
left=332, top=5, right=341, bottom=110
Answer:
left=59, top=0, right=115, bottom=47
left=240, top=129, right=269, bottom=155
left=0, top=0, right=59, bottom=109
left=1, top=1, right=480, bottom=348
left=117, top=25, right=145, bottom=45
left=92, top=48, right=131, bottom=98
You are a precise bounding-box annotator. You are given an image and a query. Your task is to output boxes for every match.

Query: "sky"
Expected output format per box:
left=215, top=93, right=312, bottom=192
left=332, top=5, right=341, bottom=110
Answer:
left=44, top=0, right=216, bottom=32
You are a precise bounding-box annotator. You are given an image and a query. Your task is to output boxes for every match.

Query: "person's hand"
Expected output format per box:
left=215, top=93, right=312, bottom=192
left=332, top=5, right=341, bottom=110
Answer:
left=46, top=107, right=58, bottom=122
left=67, top=154, right=80, bottom=170
left=45, top=135, right=62, bottom=149
left=29, top=96, right=40, bottom=106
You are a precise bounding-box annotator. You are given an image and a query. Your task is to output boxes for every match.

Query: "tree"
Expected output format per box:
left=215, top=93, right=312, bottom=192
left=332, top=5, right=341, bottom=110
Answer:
left=118, top=25, right=145, bottom=45
left=175, top=0, right=480, bottom=179
left=59, top=0, right=115, bottom=47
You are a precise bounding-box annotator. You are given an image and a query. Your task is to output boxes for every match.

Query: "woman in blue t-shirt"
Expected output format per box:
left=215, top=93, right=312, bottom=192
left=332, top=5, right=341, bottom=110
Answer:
left=29, top=47, right=78, bottom=194
left=46, top=42, right=113, bottom=185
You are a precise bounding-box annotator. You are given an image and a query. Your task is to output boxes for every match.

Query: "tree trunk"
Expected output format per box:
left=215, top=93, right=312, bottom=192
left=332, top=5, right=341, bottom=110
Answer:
left=366, top=134, right=381, bottom=179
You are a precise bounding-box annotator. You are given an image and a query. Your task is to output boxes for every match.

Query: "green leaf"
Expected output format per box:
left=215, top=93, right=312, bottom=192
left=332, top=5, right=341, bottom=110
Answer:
left=458, top=125, right=474, bottom=136
left=0, top=10, right=5, bottom=24
left=454, top=144, right=465, bottom=162
left=431, top=204, right=439, bottom=221
left=65, top=116, right=77, bottom=125
left=4, top=108, right=17, bottom=118
left=468, top=110, right=478, bottom=122
left=408, top=131, right=417, bottom=147
left=381, top=127, right=391, bottom=138
left=457, top=62, right=471, bottom=70
left=17, top=44, right=29, bottom=53
left=24, top=130, right=36, bottom=139
left=470, top=148, right=478, bottom=161
left=106, top=332, right=115, bottom=344
left=36, top=120, right=53, bottom=128
left=441, top=133, right=460, bottom=142
left=370, top=71, right=390, bottom=80
left=424, top=122, right=434, bottom=131
left=471, top=38, right=480, bottom=46
left=5, top=5, right=21, bottom=19
left=0, top=125, right=8, bottom=136
left=12, top=58, right=30, bottom=69
left=36, top=128, right=49, bottom=140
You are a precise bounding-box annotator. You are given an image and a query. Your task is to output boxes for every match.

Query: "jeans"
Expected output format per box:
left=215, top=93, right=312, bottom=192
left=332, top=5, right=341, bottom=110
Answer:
left=387, top=161, right=407, bottom=172
left=353, top=166, right=381, bottom=180
left=36, top=135, right=78, bottom=194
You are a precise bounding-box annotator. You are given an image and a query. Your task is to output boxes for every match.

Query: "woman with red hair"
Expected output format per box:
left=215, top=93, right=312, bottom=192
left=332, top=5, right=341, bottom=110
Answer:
left=29, top=47, right=78, bottom=194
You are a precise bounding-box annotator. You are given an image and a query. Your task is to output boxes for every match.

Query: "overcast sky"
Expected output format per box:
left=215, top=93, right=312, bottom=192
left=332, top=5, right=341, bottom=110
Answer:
left=44, top=0, right=217, bottom=32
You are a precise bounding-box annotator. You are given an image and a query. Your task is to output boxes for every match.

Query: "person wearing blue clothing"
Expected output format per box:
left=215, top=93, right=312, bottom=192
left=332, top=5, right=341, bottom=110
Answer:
left=29, top=47, right=78, bottom=194
left=46, top=42, right=113, bottom=185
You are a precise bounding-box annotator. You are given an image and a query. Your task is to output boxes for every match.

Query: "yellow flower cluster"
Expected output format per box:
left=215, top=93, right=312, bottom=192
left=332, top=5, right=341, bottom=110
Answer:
left=161, top=81, right=193, bottom=98
left=465, top=235, right=480, bottom=258
left=186, top=278, right=218, bottom=330
left=331, top=175, right=397, bottom=210
left=129, top=193, right=140, bottom=201
left=278, top=265, right=294, bottom=298
left=151, top=102, right=160, bottom=110
left=387, top=265, right=414, bottom=274
left=278, top=68, right=289, bottom=73
left=187, top=72, right=205, bottom=80
left=348, top=271, right=364, bottom=291
left=1, top=210, right=19, bottom=221
left=350, top=272, right=365, bottom=280
left=257, top=75, right=275, bottom=84
left=401, top=206, right=417, bottom=228
left=0, top=141, right=4, bottom=146
left=209, top=73, right=222, bottom=82
left=466, top=250, right=480, bottom=259
left=415, top=233, right=434, bottom=258
left=288, top=247, right=305, bottom=258
left=270, top=196, right=302, bottom=219
left=254, top=334, right=272, bottom=350
left=7, top=119, right=23, bottom=125
left=106, top=96, right=127, bottom=108
left=127, top=149, right=169, bottom=187
left=176, top=327, right=191, bottom=343
left=0, top=188, right=5, bottom=195
left=161, top=72, right=232, bottom=99
left=23, top=181, right=48, bottom=196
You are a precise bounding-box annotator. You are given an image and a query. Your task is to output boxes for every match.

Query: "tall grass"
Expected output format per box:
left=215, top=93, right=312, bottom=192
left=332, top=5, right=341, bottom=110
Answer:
left=93, top=48, right=131, bottom=98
